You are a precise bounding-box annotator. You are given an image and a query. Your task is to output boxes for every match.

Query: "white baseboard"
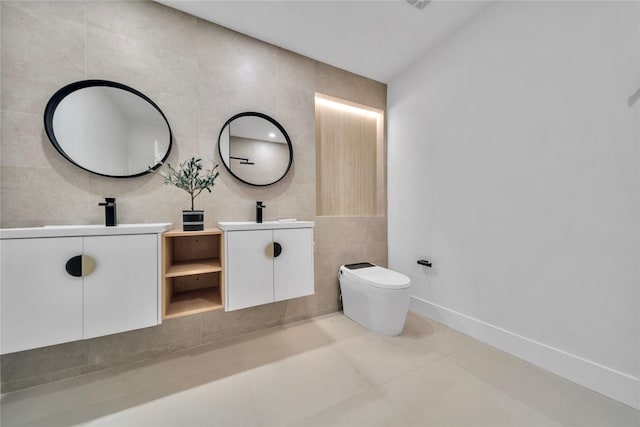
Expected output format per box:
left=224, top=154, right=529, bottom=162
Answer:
left=410, top=296, right=640, bottom=409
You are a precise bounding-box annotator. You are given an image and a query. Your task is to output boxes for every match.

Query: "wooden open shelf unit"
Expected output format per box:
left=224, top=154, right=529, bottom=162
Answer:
left=162, top=228, right=224, bottom=319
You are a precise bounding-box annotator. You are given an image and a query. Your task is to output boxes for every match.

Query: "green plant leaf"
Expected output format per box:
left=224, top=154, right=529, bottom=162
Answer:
left=148, top=157, right=220, bottom=210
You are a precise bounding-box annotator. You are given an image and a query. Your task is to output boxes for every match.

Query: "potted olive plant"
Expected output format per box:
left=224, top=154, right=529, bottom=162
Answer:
left=154, top=157, right=219, bottom=231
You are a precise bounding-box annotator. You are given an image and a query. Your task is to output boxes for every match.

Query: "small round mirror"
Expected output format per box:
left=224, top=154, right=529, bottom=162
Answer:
left=218, top=112, right=293, bottom=186
left=44, top=80, right=172, bottom=178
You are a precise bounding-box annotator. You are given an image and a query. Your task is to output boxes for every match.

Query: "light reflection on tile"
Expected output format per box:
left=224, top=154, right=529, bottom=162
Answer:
left=2, top=312, right=637, bottom=427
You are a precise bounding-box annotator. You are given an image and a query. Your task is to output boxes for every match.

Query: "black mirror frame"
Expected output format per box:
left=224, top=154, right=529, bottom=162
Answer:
left=217, top=112, right=293, bottom=187
left=44, top=79, right=173, bottom=179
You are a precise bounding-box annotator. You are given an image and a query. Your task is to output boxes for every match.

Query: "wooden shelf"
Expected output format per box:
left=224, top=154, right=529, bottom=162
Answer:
left=165, top=258, right=222, bottom=277
left=163, top=228, right=222, bottom=238
left=164, top=287, right=223, bottom=319
left=162, top=228, right=224, bottom=320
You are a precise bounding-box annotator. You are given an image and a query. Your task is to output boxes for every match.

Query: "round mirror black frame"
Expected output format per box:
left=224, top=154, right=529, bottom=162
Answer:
left=44, top=79, right=173, bottom=179
left=217, top=112, right=293, bottom=187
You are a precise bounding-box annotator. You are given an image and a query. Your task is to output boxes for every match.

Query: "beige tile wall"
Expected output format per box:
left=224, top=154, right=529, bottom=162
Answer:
left=0, top=0, right=387, bottom=392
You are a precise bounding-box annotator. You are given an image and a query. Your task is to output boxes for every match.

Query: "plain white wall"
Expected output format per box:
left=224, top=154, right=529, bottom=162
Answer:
left=388, top=0, right=639, bottom=404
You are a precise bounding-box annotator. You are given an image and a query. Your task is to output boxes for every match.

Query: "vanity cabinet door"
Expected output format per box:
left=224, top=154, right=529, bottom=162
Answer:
left=225, top=230, right=274, bottom=311
left=1, top=237, right=84, bottom=354
left=83, top=234, right=158, bottom=339
left=224, top=227, right=315, bottom=311
left=273, top=228, right=314, bottom=302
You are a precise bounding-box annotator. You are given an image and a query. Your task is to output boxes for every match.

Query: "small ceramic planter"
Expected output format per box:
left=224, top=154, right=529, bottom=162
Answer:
left=182, top=210, right=204, bottom=231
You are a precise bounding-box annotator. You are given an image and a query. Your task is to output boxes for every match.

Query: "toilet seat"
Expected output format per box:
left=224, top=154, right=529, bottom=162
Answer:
left=339, top=263, right=412, bottom=335
left=341, top=265, right=410, bottom=290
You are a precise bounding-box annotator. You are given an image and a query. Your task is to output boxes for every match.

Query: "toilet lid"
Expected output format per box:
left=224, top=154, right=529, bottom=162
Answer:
left=343, top=265, right=411, bottom=289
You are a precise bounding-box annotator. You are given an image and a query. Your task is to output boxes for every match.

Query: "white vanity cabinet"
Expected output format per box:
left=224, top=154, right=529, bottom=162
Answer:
left=225, top=229, right=274, bottom=310
left=220, top=222, right=314, bottom=311
left=83, top=234, right=158, bottom=339
left=0, top=223, right=170, bottom=354
left=1, top=237, right=84, bottom=354
left=273, top=228, right=315, bottom=301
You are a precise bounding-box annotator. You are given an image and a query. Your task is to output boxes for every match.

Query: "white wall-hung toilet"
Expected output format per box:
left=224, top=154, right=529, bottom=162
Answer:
left=339, top=262, right=411, bottom=335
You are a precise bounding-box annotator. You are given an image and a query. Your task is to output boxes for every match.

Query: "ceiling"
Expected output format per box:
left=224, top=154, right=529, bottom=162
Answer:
left=155, top=0, right=491, bottom=83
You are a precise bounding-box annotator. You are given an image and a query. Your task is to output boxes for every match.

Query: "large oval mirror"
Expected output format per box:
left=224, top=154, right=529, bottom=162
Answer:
left=218, top=112, right=293, bottom=186
left=44, top=80, right=172, bottom=178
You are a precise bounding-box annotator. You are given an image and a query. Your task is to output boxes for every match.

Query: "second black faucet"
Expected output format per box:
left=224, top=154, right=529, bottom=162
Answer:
left=256, top=201, right=266, bottom=223
left=99, top=197, right=117, bottom=227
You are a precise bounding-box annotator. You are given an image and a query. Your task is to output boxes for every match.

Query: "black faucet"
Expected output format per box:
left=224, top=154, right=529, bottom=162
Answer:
left=98, top=197, right=117, bottom=227
left=256, top=201, right=266, bottom=223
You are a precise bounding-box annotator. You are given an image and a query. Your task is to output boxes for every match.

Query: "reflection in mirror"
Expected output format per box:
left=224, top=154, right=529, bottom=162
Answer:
left=218, top=112, right=293, bottom=186
left=44, top=80, right=172, bottom=178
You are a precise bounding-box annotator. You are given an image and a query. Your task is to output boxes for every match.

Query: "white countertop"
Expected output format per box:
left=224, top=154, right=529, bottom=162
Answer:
left=0, top=223, right=173, bottom=239
left=218, top=220, right=315, bottom=231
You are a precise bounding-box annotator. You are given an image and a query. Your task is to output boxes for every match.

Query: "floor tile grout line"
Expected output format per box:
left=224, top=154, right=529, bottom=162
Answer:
left=3, top=312, right=637, bottom=427
left=276, top=343, right=379, bottom=426
left=1, top=360, right=93, bottom=395
left=223, top=314, right=373, bottom=426
left=238, top=344, right=375, bottom=427
left=237, top=369, right=264, bottom=427
left=7, top=359, right=258, bottom=427
left=4, top=362, right=250, bottom=425
left=446, top=354, right=570, bottom=427
left=3, top=312, right=329, bottom=401
left=283, top=390, right=368, bottom=427
left=328, top=331, right=381, bottom=390
left=445, top=341, right=640, bottom=424
left=372, top=351, right=449, bottom=389
left=369, top=385, right=413, bottom=427
left=328, top=317, right=480, bottom=390
left=2, top=346, right=250, bottom=426
left=324, top=324, right=484, bottom=425
left=1, top=389, right=131, bottom=427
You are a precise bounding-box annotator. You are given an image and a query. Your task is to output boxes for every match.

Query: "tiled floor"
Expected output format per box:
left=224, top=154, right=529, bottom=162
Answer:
left=1, top=312, right=638, bottom=427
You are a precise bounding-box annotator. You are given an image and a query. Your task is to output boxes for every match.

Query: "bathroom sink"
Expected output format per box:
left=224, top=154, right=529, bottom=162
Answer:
left=0, top=223, right=173, bottom=239
left=218, top=220, right=314, bottom=231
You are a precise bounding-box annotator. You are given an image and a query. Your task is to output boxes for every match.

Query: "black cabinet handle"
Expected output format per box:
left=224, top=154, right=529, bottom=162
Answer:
left=65, top=255, right=97, bottom=277
left=273, top=242, right=282, bottom=258
left=65, top=255, right=82, bottom=277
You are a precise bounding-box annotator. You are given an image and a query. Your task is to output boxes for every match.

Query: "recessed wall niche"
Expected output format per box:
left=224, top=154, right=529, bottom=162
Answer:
left=315, top=94, right=385, bottom=216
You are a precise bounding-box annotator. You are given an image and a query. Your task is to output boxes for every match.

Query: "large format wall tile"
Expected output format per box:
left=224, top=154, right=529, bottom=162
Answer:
left=1, top=1, right=85, bottom=70
left=1, top=111, right=52, bottom=168
left=0, top=340, right=90, bottom=393
left=276, top=48, right=316, bottom=91
left=86, top=1, right=198, bottom=61
left=87, top=315, right=202, bottom=371
left=0, top=165, right=92, bottom=225
left=1, top=58, right=85, bottom=116
left=316, top=275, right=342, bottom=312
left=86, top=25, right=198, bottom=100
left=1, top=340, right=89, bottom=386
left=0, top=0, right=387, bottom=392
left=0, top=1, right=86, bottom=121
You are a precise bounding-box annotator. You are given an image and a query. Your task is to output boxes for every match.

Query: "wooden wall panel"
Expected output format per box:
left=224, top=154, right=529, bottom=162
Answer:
left=316, top=103, right=379, bottom=216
